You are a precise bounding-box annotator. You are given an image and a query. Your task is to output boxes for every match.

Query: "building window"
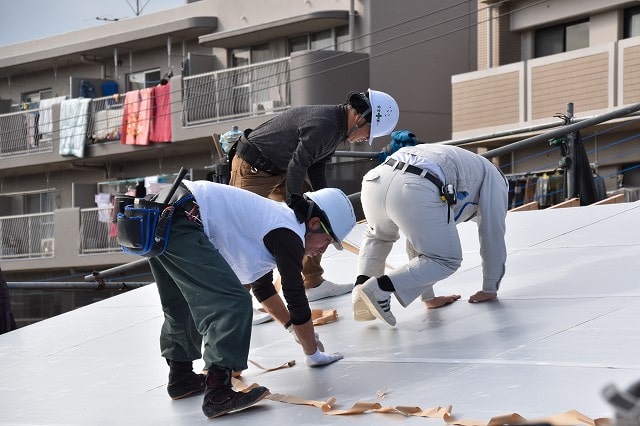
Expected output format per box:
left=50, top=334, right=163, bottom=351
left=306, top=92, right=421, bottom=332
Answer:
left=311, top=29, right=333, bottom=50
left=126, top=69, right=161, bottom=91
left=287, top=25, right=350, bottom=54
left=231, top=48, right=250, bottom=67
left=535, top=19, right=589, bottom=58
left=21, top=89, right=52, bottom=104
left=624, top=6, right=640, bottom=39
left=24, top=191, right=56, bottom=214
left=288, top=35, right=309, bottom=53
left=251, top=44, right=272, bottom=64
left=336, top=26, right=350, bottom=50
left=230, top=44, right=272, bottom=67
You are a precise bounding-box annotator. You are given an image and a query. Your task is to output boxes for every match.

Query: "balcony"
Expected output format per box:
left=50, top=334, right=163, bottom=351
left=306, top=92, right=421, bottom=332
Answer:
left=0, top=213, right=54, bottom=259
left=0, top=208, right=137, bottom=272
left=0, top=49, right=367, bottom=173
left=452, top=38, right=640, bottom=139
left=182, top=57, right=290, bottom=125
left=0, top=58, right=291, bottom=166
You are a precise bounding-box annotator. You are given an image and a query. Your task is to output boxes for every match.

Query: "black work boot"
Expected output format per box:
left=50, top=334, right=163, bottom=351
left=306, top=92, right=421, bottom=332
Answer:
left=166, top=359, right=206, bottom=400
left=202, top=365, right=269, bottom=419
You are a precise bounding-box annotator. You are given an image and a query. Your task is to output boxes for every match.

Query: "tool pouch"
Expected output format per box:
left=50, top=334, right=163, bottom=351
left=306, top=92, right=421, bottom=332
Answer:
left=115, top=167, right=189, bottom=257
left=116, top=199, right=174, bottom=257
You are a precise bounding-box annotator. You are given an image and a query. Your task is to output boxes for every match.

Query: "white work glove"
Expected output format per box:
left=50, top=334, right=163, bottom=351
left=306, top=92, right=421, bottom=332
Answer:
left=287, top=324, right=325, bottom=352
left=304, top=348, right=344, bottom=367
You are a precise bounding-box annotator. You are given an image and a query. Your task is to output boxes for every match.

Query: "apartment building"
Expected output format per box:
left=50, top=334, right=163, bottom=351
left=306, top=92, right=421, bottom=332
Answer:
left=0, top=0, right=477, bottom=290
left=453, top=0, right=640, bottom=203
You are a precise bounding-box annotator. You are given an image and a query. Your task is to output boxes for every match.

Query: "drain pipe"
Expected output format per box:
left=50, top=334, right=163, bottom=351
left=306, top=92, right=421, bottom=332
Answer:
left=80, top=54, right=106, bottom=79
left=349, top=0, right=355, bottom=52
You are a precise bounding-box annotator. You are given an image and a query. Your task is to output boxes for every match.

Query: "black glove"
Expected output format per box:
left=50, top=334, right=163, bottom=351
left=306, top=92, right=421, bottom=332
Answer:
left=287, top=193, right=310, bottom=223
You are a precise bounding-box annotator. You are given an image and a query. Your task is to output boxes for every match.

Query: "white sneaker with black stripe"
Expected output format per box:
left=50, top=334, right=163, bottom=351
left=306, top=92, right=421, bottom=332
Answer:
left=352, top=286, right=376, bottom=321
left=353, top=277, right=396, bottom=326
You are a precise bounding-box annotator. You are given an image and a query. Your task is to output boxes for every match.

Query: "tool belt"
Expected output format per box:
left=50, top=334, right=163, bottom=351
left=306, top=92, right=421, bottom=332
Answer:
left=384, top=157, right=457, bottom=222
left=114, top=184, right=196, bottom=257
left=235, top=136, right=283, bottom=175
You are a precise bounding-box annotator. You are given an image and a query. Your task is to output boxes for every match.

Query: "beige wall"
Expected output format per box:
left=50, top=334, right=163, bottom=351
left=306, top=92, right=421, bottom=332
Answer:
left=453, top=70, right=520, bottom=132
left=530, top=52, right=610, bottom=120
left=621, top=43, right=640, bottom=104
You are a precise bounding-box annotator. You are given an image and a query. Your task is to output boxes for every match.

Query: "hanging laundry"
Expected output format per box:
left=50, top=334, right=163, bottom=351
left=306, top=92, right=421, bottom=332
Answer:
left=94, top=193, right=112, bottom=223
left=92, top=106, right=123, bottom=142
left=38, top=96, right=67, bottom=135
left=136, top=88, right=153, bottom=145
left=121, top=89, right=152, bottom=145
left=121, top=90, right=139, bottom=145
left=79, top=80, right=97, bottom=98
left=59, top=98, right=91, bottom=158
left=149, top=83, right=172, bottom=143
left=101, top=80, right=119, bottom=97
left=26, top=111, right=40, bottom=148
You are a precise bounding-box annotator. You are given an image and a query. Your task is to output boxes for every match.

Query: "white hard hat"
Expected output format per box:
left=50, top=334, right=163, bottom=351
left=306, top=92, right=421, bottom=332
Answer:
left=367, top=89, right=399, bottom=145
left=304, top=188, right=356, bottom=251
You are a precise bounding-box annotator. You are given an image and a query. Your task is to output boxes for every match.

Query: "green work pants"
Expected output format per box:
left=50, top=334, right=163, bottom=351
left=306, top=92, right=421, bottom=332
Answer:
left=148, top=214, right=252, bottom=372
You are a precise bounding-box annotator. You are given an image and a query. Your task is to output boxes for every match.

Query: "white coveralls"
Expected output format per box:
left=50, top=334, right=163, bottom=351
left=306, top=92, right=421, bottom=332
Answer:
left=357, top=144, right=508, bottom=306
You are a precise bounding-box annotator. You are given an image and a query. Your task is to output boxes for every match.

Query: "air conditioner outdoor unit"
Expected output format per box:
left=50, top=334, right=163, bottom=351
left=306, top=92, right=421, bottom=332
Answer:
left=41, top=238, right=54, bottom=255
left=252, top=100, right=282, bottom=114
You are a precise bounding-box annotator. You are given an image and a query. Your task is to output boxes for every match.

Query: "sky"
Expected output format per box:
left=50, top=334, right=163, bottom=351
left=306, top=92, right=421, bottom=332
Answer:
left=0, top=0, right=185, bottom=47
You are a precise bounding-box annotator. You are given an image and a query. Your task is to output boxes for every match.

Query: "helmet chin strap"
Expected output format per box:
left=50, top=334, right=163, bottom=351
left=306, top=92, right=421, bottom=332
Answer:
left=344, top=108, right=371, bottom=139
left=345, top=124, right=360, bottom=138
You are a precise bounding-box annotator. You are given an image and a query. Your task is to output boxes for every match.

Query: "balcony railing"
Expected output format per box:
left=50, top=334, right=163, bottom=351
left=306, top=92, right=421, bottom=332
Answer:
left=0, top=212, right=54, bottom=259
left=0, top=108, right=54, bottom=158
left=0, top=58, right=292, bottom=160
left=0, top=207, right=126, bottom=261
left=79, top=207, right=121, bottom=255
left=87, top=95, right=124, bottom=143
left=182, top=57, right=290, bottom=126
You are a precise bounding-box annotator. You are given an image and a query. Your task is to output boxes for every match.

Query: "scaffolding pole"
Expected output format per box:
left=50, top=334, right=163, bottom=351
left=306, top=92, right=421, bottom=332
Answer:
left=481, top=101, right=640, bottom=159
left=8, top=282, right=150, bottom=290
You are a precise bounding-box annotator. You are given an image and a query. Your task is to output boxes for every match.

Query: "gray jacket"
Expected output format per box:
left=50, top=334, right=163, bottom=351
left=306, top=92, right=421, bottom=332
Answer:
left=247, top=105, right=348, bottom=196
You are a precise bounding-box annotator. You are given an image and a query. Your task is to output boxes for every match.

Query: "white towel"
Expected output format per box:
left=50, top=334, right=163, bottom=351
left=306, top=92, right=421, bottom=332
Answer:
left=59, top=98, right=91, bottom=158
left=38, top=96, right=67, bottom=135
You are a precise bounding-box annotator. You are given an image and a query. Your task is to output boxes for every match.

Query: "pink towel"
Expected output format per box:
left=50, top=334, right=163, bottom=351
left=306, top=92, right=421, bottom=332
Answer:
left=121, top=90, right=140, bottom=145
left=150, top=83, right=172, bottom=143
left=121, top=89, right=152, bottom=145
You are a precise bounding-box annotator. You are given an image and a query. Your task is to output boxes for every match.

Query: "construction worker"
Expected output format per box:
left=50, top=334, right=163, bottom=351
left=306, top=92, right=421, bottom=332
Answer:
left=230, top=89, right=399, bottom=302
left=146, top=182, right=355, bottom=419
left=351, top=143, right=508, bottom=326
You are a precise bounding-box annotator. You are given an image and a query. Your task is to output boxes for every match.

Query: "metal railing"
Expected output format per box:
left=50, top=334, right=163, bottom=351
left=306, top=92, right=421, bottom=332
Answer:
left=182, top=57, right=290, bottom=126
left=0, top=108, right=54, bottom=158
left=0, top=212, right=54, bottom=259
left=0, top=58, right=292, bottom=160
left=79, top=207, right=121, bottom=255
left=87, top=95, right=124, bottom=143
